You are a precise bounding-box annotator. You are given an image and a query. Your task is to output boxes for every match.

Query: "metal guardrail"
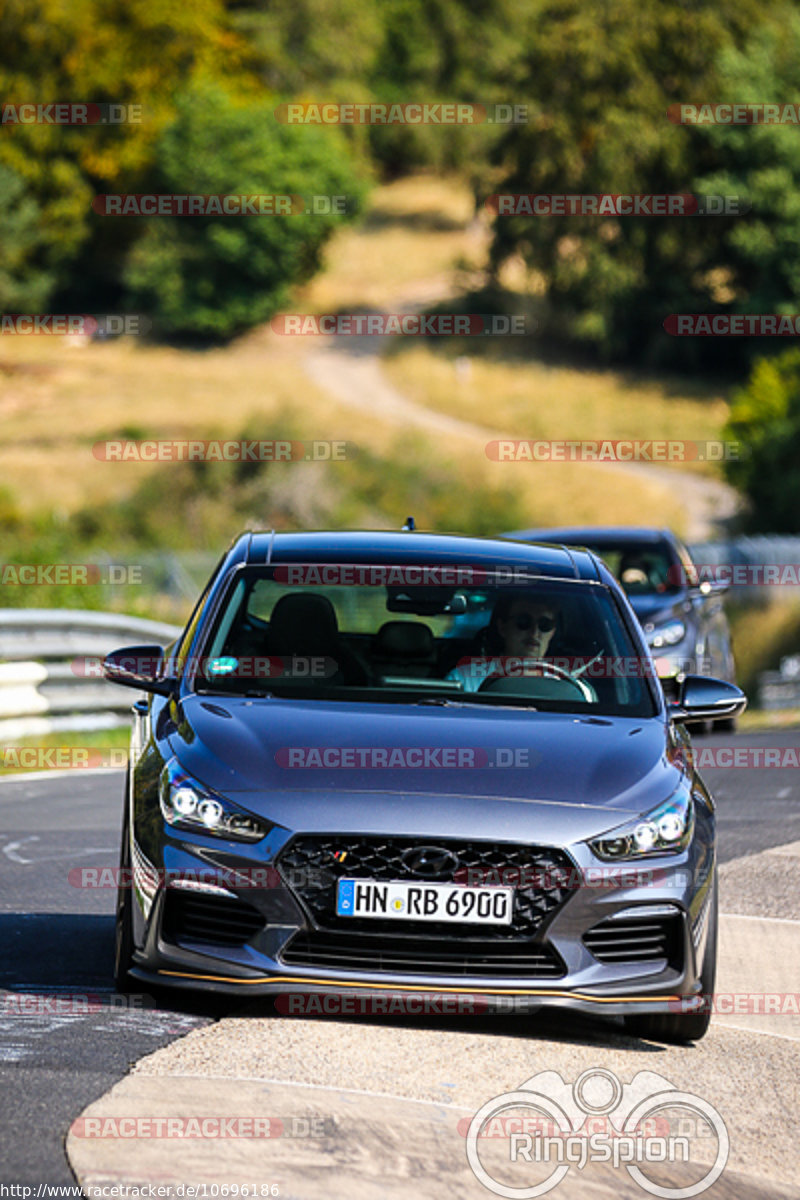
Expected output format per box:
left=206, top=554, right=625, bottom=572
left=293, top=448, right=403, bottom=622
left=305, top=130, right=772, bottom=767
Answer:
left=0, top=610, right=181, bottom=740
left=758, top=672, right=800, bottom=710
left=3, top=536, right=800, bottom=732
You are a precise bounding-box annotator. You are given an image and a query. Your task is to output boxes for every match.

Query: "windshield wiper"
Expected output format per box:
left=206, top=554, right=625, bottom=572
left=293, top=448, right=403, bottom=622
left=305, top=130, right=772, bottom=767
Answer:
left=414, top=695, right=539, bottom=710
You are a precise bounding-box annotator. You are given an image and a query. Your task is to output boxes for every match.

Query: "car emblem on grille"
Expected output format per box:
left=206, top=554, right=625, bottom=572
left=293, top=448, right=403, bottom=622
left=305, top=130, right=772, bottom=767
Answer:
left=401, top=846, right=459, bottom=879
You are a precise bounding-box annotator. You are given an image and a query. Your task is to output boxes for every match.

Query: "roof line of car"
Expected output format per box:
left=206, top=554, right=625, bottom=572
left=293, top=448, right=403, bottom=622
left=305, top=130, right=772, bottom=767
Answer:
left=237, top=530, right=608, bottom=579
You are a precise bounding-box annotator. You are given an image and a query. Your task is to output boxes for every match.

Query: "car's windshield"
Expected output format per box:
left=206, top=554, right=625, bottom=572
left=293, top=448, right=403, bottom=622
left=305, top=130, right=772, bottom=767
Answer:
left=579, top=542, right=681, bottom=596
left=192, top=563, right=657, bottom=716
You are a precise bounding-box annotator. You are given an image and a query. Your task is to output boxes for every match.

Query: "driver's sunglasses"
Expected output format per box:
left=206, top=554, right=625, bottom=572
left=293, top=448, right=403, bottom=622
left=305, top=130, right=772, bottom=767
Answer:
left=512, top=612, right=556, bottom=633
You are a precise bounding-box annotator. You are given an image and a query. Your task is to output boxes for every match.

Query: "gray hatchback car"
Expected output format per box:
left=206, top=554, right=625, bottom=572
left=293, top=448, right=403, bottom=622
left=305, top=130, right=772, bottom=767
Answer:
left=104, top=530, right=746, bottom=1043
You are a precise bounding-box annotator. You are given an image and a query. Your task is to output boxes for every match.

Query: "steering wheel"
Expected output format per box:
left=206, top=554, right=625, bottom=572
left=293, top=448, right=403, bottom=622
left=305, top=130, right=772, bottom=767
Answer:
left=477, top=659, right=596, bottom=703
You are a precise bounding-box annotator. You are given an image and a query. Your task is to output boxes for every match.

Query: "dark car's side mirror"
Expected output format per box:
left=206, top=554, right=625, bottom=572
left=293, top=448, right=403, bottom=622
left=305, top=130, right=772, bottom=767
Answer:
left=669, top=674, right=746, bottom=722
left=103, top=644, right=176, bottom=696
left=690, top=579, right=729, bottom=598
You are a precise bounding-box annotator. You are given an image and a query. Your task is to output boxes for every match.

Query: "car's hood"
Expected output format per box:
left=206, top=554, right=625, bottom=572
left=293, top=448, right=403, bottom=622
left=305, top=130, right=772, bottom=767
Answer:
left=165, top=695, right=684, bottom=844
left=626, top=592, right=688, bottom=624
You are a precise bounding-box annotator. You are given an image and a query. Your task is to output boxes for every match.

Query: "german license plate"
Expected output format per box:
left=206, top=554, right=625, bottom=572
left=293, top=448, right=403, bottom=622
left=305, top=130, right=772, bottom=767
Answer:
left=336, top=878, right=513, bottom=925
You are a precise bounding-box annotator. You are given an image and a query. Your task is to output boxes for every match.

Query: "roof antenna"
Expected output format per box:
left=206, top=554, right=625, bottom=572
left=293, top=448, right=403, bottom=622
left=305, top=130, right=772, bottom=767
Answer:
left=402, top=516, right=416, bottom=531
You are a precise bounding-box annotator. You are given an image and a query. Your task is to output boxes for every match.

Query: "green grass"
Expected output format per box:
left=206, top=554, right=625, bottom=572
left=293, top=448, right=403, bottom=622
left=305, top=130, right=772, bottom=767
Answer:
left=728, top=601, right=800, bottom=700
left=0, top=727, right=130, bottom=775
left=738, top=707, right=800, bottom=732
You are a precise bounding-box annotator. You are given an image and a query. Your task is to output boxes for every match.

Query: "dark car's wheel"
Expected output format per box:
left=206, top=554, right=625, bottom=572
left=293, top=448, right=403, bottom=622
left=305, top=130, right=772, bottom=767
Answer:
left=114, top=777, right=135, bottom=993
left=624, top=873, right=717, bottom=1044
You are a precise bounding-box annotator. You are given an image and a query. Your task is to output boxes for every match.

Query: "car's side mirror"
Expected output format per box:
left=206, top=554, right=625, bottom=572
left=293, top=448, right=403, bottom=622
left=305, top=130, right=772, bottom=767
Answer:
left=690, top=579, right=729, bottom=598
left=103, top=644, right=176, bottom=696
left=669, top=674, right=746, bottom=722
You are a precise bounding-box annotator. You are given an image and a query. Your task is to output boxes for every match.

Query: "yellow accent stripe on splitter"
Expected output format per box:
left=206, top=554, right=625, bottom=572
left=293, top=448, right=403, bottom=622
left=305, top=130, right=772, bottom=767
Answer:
left=156, top=969, right=680, bottom=1004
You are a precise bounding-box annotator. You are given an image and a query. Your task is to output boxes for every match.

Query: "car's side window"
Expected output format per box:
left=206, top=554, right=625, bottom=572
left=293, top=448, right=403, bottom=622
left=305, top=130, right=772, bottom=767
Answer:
left=172, top=553, right=230, bottom=677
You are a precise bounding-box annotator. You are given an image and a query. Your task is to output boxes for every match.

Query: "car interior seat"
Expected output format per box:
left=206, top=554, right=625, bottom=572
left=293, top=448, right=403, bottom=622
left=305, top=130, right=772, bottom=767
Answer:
left=266, top=592, right=371, bottom=685
left=371, top=620, right=437, bottom=678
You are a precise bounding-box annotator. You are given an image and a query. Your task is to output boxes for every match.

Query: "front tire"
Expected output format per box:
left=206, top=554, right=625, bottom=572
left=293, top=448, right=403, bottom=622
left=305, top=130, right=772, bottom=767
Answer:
left=624, top=873, right=717, bottom=1044
left=114, top=776, right=135, bottom=992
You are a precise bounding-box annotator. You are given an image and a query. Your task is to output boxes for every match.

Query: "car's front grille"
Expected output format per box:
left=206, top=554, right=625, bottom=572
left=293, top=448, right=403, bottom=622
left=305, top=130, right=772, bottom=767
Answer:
left=162, top=889, right=266, bottom=947
left=280, top=930, right=566, bottom=977
left=583, top=914, right=682, bottom=964
left=275, top=835, right=577, bottom=978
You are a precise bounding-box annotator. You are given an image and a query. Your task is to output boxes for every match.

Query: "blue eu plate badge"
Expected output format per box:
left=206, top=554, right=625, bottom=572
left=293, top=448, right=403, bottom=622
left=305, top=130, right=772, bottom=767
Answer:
left=337, top=879, right=355, bottom=915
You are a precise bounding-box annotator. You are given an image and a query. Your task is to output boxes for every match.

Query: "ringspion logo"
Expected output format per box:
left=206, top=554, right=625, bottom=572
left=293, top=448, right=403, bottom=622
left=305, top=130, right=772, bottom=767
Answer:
left=465, top=1069, right=728, bottom=1198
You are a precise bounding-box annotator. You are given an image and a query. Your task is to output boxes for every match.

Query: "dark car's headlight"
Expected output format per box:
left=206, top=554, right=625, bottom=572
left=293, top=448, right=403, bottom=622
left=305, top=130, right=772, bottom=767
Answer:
left=159, top=759, right=269, bottom=843
left=646, top=620, right=687, bottom=649
left=588, top=789, right=694, bottom=860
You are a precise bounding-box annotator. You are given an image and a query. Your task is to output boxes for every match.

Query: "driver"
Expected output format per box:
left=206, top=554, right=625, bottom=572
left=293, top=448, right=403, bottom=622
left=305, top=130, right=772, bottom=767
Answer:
left=447, top=593, right=559, bottom=692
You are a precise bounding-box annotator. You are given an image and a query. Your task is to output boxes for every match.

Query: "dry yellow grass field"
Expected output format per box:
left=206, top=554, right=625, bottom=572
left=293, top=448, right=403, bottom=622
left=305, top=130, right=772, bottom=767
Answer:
left=0, top=174, right=727, bottom=534
left=382, top=347, right=729, bottom=468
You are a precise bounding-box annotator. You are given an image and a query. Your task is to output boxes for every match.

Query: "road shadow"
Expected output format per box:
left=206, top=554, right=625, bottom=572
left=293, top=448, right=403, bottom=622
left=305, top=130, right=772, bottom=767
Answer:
left=237, top=994, right=676, bottom=1053
left=0, top=912, right=239, bottom=1018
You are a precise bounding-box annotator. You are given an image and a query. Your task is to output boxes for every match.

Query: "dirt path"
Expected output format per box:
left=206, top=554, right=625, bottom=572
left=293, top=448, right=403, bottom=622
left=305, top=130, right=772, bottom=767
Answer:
left=300, top=331, right=741, bottom=543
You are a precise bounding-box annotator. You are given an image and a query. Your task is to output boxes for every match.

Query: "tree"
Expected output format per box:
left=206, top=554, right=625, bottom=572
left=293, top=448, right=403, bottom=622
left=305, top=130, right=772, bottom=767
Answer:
left=122, top=84, right=367, bottom=338
left=485, top=0, right=786, bottom=368
left=0, top=164, right=55, bottom=309
left=724, top=349, right=800, bottom=531
left=0, top=0, right=253, bottom=311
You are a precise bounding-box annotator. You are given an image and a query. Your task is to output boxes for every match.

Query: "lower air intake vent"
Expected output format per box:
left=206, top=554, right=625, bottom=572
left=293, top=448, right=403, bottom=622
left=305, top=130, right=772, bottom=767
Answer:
left=280, top=930, right=566, bottom=978
left=162, top=890, right=265, bottom=947
left=583, top=913, right=682, bottom=965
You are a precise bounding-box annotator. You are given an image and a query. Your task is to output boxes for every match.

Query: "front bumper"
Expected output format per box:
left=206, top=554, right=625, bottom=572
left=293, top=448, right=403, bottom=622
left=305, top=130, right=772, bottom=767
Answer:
left=128, top=821, right=716, bottom=1020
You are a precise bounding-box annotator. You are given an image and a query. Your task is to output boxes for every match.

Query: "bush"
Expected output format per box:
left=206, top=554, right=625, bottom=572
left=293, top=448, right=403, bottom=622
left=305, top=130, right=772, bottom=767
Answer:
left=122, top=85, right=368, bottom=339
left=724, top=349, right=800, bottom=530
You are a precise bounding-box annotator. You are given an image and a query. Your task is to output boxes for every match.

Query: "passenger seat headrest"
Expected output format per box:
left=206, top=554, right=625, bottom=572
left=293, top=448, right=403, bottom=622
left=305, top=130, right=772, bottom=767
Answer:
left=374, top=621, right=435, bottom=659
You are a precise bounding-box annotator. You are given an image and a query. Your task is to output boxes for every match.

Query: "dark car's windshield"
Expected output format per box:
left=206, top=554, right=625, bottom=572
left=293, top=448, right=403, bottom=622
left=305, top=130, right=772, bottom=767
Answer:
left=579, top=542, right=682, bottom=596
left=191, top=563, right=658, bottom=717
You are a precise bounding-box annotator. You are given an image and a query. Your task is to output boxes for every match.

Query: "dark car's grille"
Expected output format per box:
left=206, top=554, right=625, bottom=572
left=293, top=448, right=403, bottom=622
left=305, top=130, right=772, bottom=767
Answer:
left=583, top=913, right=682, bottom=965
left=281, top=930, right=566, bottom=977
left=162, top=889, right=266, bottom=947
left=275, top=835, right=576, bottom=976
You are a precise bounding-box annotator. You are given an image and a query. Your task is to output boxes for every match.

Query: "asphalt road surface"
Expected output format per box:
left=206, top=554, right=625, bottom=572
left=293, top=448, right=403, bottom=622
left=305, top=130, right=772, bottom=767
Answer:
left=1, top=727, right=798, bottom=1188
